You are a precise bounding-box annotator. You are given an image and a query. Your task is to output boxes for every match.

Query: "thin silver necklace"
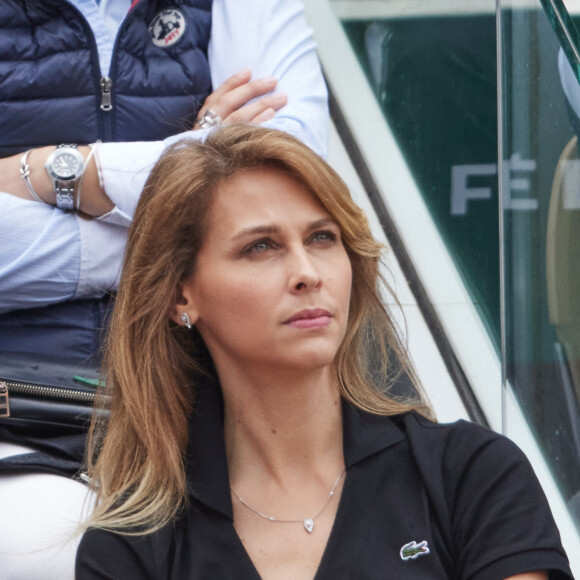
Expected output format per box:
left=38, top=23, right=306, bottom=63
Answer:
left=230, top=468, right=346, bottom=534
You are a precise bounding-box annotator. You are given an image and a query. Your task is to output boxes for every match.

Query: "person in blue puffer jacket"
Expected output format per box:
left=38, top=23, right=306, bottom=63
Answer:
left=0, top=2, right=327, bottom=577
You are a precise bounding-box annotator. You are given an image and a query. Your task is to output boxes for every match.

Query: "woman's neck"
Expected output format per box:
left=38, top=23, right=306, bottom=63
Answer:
left=220, top=365, right=344, bottom=487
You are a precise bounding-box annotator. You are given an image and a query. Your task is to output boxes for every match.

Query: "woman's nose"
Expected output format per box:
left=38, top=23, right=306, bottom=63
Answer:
left=288, top=249, right=322, bottom=292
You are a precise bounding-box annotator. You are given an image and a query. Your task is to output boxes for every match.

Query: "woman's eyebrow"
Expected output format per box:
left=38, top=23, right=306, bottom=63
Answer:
left=230, top=225, right=280, bottom=242
left=306, top=217, right=339, bottom=232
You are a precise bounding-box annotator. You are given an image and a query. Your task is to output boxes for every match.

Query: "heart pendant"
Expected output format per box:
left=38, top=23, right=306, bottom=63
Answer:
left=304, top=518, right=314, bottom=533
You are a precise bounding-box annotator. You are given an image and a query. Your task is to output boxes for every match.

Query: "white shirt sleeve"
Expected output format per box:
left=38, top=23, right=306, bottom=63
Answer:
left=208, top=0, right=328, bottom=155
left=0, top=194, right=127, bottom=313
left=0, top=195, right=79, bottom=313
left=0, top=0, right=328, bottom=309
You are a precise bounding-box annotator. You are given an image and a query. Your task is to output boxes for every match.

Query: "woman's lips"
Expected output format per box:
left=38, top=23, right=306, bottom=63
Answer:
left=285, top=308, right=332, bottom=329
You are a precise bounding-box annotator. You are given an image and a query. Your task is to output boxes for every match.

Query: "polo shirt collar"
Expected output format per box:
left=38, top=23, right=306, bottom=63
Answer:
left=342, top=399, right=405, bottom=468
left=185, top=381, right=405, bottom=520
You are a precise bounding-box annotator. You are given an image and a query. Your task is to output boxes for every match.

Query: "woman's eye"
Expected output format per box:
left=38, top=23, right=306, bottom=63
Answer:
left=311, top=230, right=338, bottom=244
left=242, top=239, right=276, bottom=254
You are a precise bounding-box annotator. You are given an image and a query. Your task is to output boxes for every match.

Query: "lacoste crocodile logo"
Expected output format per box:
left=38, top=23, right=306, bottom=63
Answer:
left=400, top=540, right=430, bottom=561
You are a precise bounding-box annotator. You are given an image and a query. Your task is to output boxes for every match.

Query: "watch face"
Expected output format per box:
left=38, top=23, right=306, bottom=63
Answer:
left=52, top=152, right=83, bottom=179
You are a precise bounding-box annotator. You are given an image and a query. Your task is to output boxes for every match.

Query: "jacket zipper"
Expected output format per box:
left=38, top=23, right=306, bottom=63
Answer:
left=104, top=2, right=139, bottom=121
left=100, top=76, right=113, bottom=111
left=62, top=0, right=122, bottom=140
left=0, top=380, right=96, bottom=418
left=102, top=0, right=147, bottom=130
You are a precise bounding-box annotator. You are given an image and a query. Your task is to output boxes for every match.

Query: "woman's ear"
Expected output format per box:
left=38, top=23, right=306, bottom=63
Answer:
left=170, top=280, right=200, bottom=326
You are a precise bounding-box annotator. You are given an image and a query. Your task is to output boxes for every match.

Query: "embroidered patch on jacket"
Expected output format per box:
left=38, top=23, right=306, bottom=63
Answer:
left=400, top=540, right=430, bottom=561
left=149, top=9, right=186, bottom=48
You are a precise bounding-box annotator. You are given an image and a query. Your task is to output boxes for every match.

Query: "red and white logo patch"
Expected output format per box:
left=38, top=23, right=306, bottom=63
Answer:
left=149, top=9, right=186, bottom=48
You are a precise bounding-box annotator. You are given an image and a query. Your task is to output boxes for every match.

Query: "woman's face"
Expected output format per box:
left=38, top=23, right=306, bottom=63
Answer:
left=178, top=166, right=353, bottom=375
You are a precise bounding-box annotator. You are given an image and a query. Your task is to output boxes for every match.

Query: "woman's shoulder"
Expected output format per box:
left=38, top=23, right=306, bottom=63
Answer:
left=398, top=411, right=519, bottom=455
left=347, top=408, right=572, bottom=577
left=345, top=402, right=523, bottom=473
left=397, top=409, right=493, bottom=437
left=394, top=411, right=551, bottom=502
left=389, top=411, right=534, bottom=485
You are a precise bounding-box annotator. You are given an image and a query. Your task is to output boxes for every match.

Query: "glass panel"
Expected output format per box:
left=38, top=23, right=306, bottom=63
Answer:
left=499, top=0, right=580, bottom=530
left=329, top=0, right=580, bottom=536
left=334, top=1, right=500, bottom=347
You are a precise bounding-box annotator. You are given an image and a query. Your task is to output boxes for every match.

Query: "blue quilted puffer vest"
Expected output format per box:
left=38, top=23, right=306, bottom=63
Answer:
left=0, top=0, right=213, bottom=157
left=0, top=0, right=212, bottom=364
left=0, top=0, right=214, bottom=477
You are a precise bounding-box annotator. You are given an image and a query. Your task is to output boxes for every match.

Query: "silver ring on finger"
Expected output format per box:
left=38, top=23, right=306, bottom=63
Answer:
left=198, top=109, right=222, bottom=129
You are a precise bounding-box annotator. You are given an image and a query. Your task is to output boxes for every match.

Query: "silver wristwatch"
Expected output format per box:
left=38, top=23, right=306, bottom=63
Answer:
left=45, top=144, right=86, bottom=211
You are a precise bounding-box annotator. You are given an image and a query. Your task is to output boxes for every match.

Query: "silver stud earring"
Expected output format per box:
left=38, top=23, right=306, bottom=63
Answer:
left=180, top=312, right=192, bottom=329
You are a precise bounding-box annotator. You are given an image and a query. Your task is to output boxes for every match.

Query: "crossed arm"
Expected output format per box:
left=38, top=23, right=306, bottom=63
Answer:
left=0, top=70, right=289, bottom=217
left=0, top=0, right=328, bottom=313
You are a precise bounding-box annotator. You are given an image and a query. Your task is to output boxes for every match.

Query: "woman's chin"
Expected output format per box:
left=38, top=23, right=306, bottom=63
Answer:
left=277, top=348, right=338, bottom=374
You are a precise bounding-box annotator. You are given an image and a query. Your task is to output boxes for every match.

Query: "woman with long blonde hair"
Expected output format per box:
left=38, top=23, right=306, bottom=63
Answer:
left=76, top=125, right=570, bottom=580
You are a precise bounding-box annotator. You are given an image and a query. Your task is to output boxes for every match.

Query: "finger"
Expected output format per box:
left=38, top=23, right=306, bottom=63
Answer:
left=194, top=70, right=253, bottom=128
left=250, top=107, right=276, bottom=124
left=203, top=69, right=252, bottom=108
left=225, top=93, right=287, bottom=124
left=194, top=74, right=279, bottom=130
left=209, top=76, right=279, bottom=120
left=224, top=93, right=287, bottom=125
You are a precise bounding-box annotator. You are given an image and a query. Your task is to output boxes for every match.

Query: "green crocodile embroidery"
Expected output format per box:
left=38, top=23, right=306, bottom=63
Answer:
left=400, top=540, right=430, bottom=561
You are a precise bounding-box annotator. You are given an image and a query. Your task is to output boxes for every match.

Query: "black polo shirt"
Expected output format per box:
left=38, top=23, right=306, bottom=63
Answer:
left=76, top=383, right=572, bottom=579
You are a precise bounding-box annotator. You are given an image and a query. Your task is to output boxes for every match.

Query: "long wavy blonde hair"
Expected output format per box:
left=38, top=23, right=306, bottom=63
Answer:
left=84, top=124, right=433, bottom=534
